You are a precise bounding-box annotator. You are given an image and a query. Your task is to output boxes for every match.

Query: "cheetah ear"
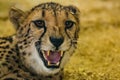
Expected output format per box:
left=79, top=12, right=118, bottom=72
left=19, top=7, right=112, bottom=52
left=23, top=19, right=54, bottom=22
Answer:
left=9, top=7, right=26, bottom=29
left=66, top=5, right=80, bottom=23
left=66, top=5, right=80, bottom=15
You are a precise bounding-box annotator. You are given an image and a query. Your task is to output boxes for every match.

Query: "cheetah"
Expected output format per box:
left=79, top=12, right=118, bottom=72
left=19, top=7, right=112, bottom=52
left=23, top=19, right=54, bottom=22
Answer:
left=0, top=2, right=80, bottom=80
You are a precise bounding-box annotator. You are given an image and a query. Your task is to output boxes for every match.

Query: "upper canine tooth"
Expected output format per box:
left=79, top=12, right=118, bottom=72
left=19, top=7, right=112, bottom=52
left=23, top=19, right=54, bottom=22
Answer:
left=61, top=51, right=63, bottom=56
left=47, top=51, right=50, bottom=56
left=43, top=53, right=47, bottom=60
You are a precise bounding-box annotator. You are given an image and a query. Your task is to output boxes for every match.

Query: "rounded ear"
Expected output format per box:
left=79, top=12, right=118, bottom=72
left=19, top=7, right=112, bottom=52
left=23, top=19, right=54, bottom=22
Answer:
left=9, top=7, right=26, bottom=29
left=65, top=5, right=80, bottom=15
left=65, top=5, right=80, bottom=24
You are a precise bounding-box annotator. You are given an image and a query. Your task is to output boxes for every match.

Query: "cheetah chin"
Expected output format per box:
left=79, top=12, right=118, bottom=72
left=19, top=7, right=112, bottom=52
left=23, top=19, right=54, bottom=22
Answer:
left=35, top=41, right=65, bottom=68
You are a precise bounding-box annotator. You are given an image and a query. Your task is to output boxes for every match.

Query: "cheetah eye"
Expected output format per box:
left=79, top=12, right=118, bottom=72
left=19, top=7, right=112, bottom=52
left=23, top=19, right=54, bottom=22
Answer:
left=65, top=20, right=74, bottom=29
left=33, top=20, right=45, bottom=28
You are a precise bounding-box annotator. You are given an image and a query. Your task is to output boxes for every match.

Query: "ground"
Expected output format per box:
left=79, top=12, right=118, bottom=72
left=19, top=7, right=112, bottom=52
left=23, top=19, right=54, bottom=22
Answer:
left=0, top=0, right=120, bottom=80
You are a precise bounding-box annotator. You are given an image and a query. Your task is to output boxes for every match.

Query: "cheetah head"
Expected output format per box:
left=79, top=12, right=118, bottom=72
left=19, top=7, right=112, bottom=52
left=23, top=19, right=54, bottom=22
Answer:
left=9, top=2, right=80, bottom=76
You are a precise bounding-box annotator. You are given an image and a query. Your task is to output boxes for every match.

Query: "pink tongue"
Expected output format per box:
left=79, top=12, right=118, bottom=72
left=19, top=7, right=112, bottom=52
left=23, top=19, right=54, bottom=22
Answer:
left=45, top=51, right=61, bottom=64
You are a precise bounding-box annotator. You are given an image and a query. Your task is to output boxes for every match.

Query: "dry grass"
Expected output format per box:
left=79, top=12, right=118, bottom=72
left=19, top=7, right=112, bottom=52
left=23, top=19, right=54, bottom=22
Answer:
left=0, top=0, right=120, bottom=80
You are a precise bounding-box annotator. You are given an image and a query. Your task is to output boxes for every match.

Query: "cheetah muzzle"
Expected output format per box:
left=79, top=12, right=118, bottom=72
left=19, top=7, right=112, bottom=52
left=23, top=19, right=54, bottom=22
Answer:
left=35, top=41, right=65, bottom=68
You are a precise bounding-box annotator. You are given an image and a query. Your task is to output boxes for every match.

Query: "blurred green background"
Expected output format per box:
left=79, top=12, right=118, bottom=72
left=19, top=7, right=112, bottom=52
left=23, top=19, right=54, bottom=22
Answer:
left=0, top=0, right=120, bottom=80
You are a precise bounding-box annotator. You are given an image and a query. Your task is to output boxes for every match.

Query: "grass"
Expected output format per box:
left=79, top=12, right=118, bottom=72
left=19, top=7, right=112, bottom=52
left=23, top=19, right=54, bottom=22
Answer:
left=0, top=0, right=120, bottom=80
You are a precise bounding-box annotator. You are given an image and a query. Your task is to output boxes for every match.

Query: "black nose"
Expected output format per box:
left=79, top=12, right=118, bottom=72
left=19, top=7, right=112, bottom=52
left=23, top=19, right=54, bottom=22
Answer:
left=50, top=37, right=64, bottom=48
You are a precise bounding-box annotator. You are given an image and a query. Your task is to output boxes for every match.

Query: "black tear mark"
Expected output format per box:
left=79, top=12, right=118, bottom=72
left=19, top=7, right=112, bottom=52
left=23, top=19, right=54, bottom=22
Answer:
left=39, top=26, right=47, bottom=40
left=65, top=28, right=71, bottom=39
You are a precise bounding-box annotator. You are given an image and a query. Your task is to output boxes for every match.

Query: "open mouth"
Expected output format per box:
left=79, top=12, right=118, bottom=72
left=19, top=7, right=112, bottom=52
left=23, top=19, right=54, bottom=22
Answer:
left=35, top=41, right=64, bottom=68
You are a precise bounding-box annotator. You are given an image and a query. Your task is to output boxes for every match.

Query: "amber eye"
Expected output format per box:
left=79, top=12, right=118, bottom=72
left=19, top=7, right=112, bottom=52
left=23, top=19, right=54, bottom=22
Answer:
left=33, top=20, right=45, bottom=28
left=65, top=20, right=74, bottom=29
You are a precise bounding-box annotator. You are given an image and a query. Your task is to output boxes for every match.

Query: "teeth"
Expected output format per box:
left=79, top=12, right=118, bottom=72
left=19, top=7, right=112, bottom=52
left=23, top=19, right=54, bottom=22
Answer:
left=56, top=62, right=60, bottom=66
left=42, top=50, right=47, bottom=60
left=43, top=53, right=47, bottom=60
left=47, top=61, right=60, bottom=66
left=48, top=61, right=51, bottom=66
left=61, top=51, right=63, bottom=56
left=41, top=50, right=64, bottom=66
left=48, top=61, right=60, bottom=66
left=47, top=51, right=50, bottom=56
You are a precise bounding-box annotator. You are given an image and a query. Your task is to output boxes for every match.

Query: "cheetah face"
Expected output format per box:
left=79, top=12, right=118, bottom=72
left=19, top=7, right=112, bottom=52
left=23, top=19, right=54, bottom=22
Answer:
left=10, top=2, right=80, bottom=76
left=34, top=19, right=75, bottom=69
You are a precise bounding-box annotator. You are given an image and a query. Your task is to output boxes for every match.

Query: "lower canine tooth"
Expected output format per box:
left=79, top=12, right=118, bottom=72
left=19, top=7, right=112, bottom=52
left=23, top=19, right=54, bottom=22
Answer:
left=56, top=62, right=60, bottom=66
left=48, top=61, right=51, bottom=65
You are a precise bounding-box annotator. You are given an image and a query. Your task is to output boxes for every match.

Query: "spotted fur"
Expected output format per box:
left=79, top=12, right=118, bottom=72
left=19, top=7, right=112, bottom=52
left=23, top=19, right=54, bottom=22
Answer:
left=0, top=2, right=80, bottom=80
